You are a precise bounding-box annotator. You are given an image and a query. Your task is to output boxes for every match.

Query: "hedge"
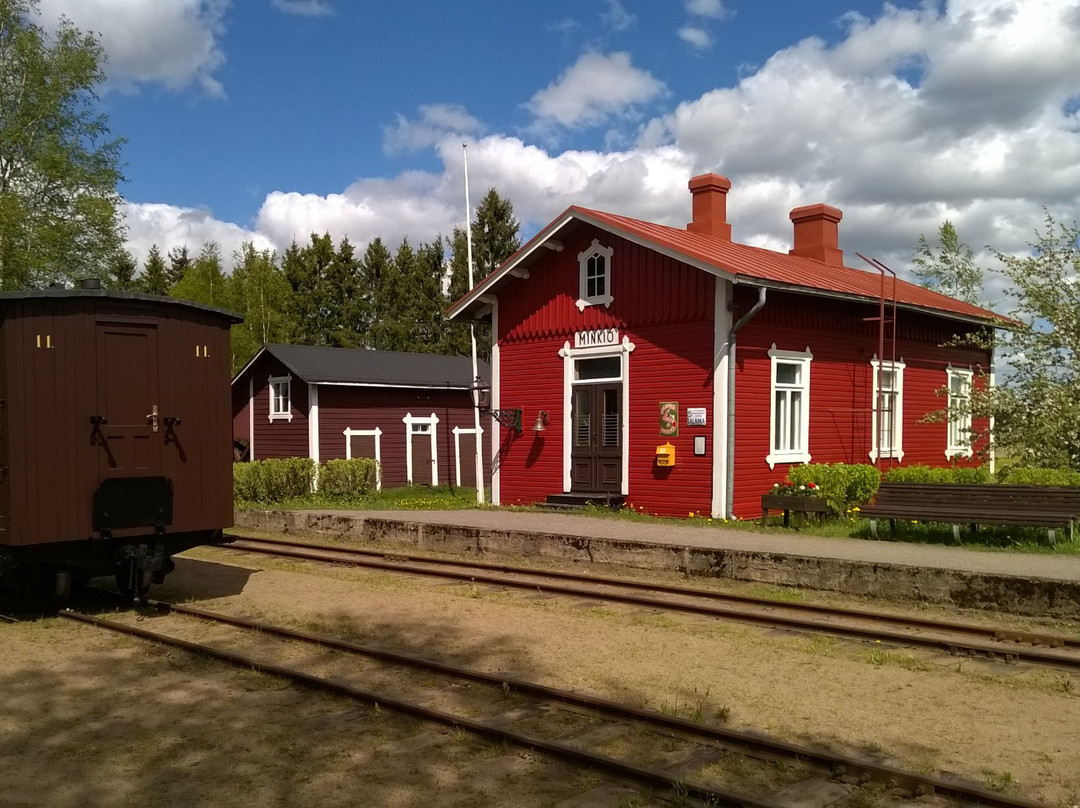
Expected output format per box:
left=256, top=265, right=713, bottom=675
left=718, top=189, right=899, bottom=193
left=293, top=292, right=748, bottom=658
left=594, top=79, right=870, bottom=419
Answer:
left=786, top=463, right=881, bottom=515
left=882, top=464, right=994, bottom=484
left=233, top=457, right=316, bottom=504
left=995, top=466, right=1080, bottom=486
left=318, top=458, right=379, bottom=498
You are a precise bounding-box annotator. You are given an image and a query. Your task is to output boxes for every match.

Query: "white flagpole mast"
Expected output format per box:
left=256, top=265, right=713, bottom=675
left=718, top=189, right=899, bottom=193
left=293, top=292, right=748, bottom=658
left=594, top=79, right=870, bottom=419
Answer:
left=464, top=144, right=485, bottom=505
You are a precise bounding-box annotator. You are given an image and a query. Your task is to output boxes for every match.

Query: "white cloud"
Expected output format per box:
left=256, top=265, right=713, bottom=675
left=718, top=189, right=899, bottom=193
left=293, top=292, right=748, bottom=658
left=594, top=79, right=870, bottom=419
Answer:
left=37, top=0, right=228, bottom=97
left=384, top=105, right=484, bottom=154
left=685, top=0, right=726, bottom=19
left=677, top=26, right=713, bottom=50
left=272, top=0, right=333, bottom=16
left=602, top=0, right=635, bottom=31
left=526, top=52, right=666, bottom=128
left=123, top=202, right=274, bottom=269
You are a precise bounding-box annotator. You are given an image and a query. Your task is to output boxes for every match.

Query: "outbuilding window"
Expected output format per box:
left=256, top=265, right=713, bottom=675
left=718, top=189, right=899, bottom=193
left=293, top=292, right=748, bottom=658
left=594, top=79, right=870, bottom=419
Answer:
left=946, top=367, right=973, bottom=458
left=766, top=345, right=812, bottom=469
left=268, top=375, right=292, bottom=422
left=871, top=358, right=905, bottom=463
left=576, top=239, right=614, bottom=310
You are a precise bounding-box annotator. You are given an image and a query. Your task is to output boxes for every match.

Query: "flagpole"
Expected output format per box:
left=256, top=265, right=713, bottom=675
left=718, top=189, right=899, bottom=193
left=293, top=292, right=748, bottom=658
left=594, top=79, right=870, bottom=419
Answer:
left=464, top=144, right=485, bottom=505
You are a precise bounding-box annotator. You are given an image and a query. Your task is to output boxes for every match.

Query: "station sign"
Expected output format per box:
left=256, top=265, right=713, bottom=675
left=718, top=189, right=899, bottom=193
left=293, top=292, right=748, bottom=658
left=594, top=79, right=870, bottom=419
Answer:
left=573, top=328, right=620, bottom=349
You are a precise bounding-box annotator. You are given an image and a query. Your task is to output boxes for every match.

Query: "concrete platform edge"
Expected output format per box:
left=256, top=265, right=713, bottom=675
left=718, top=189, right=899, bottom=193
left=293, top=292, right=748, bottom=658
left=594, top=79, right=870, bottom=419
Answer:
left=234, top=510, right=1080, bottom=618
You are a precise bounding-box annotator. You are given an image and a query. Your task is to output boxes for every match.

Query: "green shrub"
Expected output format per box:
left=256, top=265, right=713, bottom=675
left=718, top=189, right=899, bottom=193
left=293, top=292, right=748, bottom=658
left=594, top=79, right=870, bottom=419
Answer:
left=883, top=464, right=993, bottom=484
left=319, top=458, right=379, bottom=498
left=787, top=463, right=881, bottom=515
left=996, top=466, right=1080, bottom=486
left=233, top=457, right=316, bottom=504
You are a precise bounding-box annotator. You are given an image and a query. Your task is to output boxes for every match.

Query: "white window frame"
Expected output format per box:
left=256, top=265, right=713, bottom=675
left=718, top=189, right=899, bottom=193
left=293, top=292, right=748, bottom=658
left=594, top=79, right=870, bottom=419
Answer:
left=870, top=357, right=905, bottom=463
left=344, top=427, right=383, bottom=491
left=268, top=374, right=292, bottom=422
left=402, top=412, right=439, bottom=486
left=576, top=239, right=614, bottom=311
left=766, top=345, right=812, bottom=469
left=946, top=366, right=973, bottom=459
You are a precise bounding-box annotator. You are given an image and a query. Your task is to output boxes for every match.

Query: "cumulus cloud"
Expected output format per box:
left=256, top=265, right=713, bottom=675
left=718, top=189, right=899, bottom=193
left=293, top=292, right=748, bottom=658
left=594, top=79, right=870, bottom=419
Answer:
left=37, top=0, right=228, bottom=96
left=384, top=105, right=484, bottom=154
left=526, top=52, right=666, bottom=128
left=123, top=202, right=275, bottom=268
left=272, top=0, right=333, bottom=16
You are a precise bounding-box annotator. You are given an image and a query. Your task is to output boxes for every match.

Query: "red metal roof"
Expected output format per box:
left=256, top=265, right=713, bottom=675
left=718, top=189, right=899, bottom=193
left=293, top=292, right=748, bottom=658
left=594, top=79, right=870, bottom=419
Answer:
left=448, top=204, right=1006, bottom=327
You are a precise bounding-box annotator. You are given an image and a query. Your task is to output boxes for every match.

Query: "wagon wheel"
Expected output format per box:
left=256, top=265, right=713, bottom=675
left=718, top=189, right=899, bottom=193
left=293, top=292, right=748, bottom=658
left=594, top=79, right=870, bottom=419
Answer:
left=115, top=546, right=153, bottom=601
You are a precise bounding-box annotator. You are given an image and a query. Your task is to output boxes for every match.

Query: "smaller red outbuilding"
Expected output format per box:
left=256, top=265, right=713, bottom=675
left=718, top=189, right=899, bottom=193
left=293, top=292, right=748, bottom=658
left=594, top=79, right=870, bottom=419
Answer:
left=448, top=175, right=1005, bottom=519
left=232, top=344, right=490, bottom=490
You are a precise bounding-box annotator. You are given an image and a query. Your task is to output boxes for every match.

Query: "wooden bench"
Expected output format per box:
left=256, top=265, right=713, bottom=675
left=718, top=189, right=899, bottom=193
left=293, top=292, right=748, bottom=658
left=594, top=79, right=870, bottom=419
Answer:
left=859, top=482, right=1080, bottom=544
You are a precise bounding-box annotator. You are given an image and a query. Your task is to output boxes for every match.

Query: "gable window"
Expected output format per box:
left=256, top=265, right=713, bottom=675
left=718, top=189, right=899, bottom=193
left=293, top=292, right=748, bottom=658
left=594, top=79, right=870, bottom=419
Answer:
left=871, top=358, right=905, bottom=462
left=576, top=239, right=614, bottom=310
left=268, top=374, right=292, bottom=422
left=766, top=345, right=812, bottom=469
left=946, top=367, right=973, bottom=458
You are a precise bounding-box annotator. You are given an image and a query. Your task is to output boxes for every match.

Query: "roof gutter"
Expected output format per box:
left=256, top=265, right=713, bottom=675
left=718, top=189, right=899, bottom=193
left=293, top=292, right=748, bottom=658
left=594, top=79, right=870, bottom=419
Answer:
left=726, top=286, right=766, bottom=520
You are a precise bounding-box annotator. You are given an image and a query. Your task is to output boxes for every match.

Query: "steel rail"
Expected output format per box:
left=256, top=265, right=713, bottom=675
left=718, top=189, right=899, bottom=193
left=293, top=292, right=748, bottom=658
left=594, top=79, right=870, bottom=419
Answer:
left=228, top=535, right=1080, bottom=651
left=224, top=538, right=1080, bottom=671
left=58, top=608, right=777, bottom=808
left=148, top=599, right=1050, bottom=807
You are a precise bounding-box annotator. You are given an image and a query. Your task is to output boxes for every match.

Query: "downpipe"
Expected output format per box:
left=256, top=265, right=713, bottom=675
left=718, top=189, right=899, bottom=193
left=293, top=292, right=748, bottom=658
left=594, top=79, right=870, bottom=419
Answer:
left=726, top=286, right=766, bottom=520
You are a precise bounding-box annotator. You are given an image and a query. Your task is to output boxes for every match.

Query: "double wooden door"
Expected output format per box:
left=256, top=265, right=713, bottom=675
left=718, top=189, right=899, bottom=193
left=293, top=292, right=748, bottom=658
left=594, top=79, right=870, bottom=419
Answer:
left=570, top=383, right=621, bottom=492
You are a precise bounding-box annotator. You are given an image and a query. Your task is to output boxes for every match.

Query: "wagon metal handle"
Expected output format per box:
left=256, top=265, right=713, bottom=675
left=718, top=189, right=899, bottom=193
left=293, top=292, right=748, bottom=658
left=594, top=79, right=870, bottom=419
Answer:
left=146, top=404, right=158, bottom=433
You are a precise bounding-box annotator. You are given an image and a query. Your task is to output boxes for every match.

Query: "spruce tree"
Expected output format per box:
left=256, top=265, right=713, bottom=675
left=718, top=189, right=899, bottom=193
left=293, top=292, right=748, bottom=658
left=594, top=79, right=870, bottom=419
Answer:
left=139, top=245, right=169, bottom=295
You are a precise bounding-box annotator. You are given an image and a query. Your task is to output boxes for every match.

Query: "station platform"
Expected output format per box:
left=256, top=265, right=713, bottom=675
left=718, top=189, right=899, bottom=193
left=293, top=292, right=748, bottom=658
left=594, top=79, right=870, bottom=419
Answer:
left=233, top=508, right=1080, bottom=619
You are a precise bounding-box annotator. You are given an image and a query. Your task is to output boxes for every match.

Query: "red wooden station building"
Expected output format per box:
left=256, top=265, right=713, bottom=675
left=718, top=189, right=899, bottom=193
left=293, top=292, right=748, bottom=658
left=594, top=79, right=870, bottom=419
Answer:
left=448, top=174, right=1003, bottom=519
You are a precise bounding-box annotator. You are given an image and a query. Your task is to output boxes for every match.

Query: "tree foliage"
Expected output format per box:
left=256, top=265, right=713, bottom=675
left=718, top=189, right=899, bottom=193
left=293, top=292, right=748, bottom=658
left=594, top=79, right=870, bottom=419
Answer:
left=915, top=214, right=1080, bottom=470
left=992, top=214, right=1080, bottom=468
left=125, top=186, right=520, bottom=373
left=0, top=0, right=125, bottom=288
left=912, top=221, right=982, bottom=304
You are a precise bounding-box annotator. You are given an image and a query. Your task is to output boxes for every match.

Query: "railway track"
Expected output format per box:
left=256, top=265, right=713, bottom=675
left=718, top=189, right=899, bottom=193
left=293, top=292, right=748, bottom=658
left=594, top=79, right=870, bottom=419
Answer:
left=60, top=601, right=1050, bottom=808
left=223, top=534, right=1080, bottom=672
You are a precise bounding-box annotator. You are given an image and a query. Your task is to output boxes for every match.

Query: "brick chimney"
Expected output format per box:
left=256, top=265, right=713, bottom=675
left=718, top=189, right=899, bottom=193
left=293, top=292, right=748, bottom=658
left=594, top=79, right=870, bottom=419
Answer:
left=788, top=203, right=844, bottom=266
left=686, top=174, right=732, bottom=240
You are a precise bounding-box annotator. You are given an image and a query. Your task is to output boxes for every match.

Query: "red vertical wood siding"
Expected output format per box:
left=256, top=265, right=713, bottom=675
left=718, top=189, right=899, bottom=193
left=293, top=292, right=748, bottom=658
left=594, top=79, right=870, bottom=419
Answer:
left=732, top=289, right=992, bottom=518
left=317, top=386, right=486, bottom=489
left=495, top=224, right=717, bottom=516
left=244, top=355, right=310, bottom=460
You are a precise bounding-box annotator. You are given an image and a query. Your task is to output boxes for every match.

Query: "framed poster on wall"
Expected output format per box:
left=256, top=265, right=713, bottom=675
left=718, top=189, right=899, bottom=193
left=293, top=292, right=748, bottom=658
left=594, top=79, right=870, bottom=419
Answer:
left=659, top=401, right=678, bottom=437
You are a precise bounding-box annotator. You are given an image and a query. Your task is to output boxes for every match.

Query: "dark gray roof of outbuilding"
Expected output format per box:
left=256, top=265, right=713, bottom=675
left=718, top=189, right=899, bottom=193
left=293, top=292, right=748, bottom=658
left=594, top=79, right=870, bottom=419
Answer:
left=239, top=343, right=487, bottom=388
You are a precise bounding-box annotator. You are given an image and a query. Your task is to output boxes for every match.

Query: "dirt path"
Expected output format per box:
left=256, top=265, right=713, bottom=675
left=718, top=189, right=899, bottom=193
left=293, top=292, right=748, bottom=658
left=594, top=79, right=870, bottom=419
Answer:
left=2, top=540, right=1079, bottom=807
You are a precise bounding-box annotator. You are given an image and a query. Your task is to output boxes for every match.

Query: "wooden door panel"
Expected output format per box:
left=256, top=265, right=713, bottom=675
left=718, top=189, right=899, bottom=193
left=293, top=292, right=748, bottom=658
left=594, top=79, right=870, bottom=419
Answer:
left=96, top=323, right=160, bottom=477
left=570, top=383, right=621, bottom=493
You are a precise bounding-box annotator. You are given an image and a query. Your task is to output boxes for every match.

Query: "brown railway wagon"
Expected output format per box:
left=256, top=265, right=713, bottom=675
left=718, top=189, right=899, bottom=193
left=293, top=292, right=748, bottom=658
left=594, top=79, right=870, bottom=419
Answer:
left=0, top=285, right=242, bottom=598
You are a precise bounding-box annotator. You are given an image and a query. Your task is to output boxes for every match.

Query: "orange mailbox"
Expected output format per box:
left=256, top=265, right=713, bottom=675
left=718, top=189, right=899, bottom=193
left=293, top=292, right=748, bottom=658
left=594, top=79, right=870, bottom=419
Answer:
left=655, top=442, right=676, bottom=467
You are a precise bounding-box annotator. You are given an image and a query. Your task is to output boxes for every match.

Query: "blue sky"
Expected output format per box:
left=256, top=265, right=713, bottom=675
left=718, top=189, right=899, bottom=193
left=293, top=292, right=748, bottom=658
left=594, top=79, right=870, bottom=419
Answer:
left=31, top=0, right=1080, bottom=302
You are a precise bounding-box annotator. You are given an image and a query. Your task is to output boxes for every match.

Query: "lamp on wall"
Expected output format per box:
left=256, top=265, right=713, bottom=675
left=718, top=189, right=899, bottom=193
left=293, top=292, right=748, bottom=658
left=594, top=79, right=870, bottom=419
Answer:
left=471, top=375, right=523, bottom=432
left=532, top=410, right=549, bottom=432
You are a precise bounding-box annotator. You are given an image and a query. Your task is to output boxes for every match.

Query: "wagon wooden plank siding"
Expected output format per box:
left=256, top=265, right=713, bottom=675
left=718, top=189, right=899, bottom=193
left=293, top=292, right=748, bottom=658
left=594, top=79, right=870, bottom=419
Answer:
left=0, top=287, right=240, bottom=598
left=449, top=174, right=1008, bottom=520
left=232, top=344, right=489, bottom=491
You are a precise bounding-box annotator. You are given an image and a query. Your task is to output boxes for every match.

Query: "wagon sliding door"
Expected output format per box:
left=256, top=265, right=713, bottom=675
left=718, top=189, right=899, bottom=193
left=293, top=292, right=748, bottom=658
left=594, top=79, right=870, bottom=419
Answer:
left=94, top=322, right=161, bottom=477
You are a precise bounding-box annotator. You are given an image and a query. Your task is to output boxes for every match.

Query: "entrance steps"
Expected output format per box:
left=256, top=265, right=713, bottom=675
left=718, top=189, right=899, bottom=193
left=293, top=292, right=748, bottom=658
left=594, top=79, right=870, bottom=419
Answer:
left=543, top=492, right=625, bottom=511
